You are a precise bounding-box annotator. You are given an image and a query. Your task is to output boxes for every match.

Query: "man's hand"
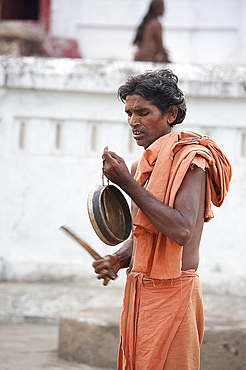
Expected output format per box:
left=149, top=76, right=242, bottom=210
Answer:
left=92, top=254, right=121, bottom=286
left=102, top=147, right=132, bottom=188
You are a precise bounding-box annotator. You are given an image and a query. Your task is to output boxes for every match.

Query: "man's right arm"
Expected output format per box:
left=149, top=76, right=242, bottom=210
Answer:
left=114, top=235, right=134, bottom=269
left=92, top=235, right=133, bottom=286
left=92, top=158, right=138, bottom=286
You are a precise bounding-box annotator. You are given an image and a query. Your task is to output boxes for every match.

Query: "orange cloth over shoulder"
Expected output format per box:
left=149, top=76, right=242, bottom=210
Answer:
left=132, top=130, right=232, bottom=280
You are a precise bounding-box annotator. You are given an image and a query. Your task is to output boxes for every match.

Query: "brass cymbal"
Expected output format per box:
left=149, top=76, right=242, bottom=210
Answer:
left=87, top=184, right=132, bottom=246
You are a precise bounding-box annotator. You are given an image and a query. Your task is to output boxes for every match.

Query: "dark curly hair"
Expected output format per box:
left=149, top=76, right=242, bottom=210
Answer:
left=117, top=69, right=186, bottom=126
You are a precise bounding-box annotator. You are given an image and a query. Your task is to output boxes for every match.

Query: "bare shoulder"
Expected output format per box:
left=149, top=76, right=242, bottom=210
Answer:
left=182, top=165, right=206, bottom=186
left=175, top=165, right=206, bottom=208
left=147, top=18, right=162, bottom=31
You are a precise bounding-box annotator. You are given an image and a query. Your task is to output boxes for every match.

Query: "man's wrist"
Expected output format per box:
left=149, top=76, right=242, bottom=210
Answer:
left=113, top=251, right=130, bottom=269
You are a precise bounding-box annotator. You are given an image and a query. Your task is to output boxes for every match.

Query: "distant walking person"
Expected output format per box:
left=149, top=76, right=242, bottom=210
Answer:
left=133, top=0, right=171, bottom=63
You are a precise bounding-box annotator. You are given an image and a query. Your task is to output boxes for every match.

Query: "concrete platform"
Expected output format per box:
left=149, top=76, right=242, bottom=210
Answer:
left=58, top=308, right=246, bottom=370
left=59, top=308, right=121, bottom=369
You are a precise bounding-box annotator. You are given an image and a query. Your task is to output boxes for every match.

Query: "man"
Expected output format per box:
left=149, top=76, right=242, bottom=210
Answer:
left=93, top=69, right=231, bottom=369
left=133, top=0, right=170, bottom=63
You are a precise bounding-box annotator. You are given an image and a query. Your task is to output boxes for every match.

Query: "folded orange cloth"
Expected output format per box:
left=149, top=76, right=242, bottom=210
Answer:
left=132, top=130, right=232, bottom=279
left=118, top=270, right=203, bottom=370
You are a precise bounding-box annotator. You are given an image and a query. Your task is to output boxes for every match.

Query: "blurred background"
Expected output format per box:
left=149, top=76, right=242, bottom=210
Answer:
left=1, top=0, right=246, bottom=63
left=0, top=1, right=246, bottom=369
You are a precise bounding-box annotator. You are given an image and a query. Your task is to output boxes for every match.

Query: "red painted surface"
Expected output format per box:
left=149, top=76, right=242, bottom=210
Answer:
left=42, top=37, right=81, bottom=58
left=39, top=0, right=51, bottom=34
left=0, top=0, right=82, bottom=58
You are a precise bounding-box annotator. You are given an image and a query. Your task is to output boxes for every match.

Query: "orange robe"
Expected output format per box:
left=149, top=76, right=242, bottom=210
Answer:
left=118, top=270, right=204, bottom=370
left=117, top=131, right=231, bottom=370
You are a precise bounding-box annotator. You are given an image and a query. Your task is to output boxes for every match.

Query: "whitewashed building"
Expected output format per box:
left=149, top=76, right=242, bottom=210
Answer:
left=50, top=0, right=246, bottom=64
left=1, top=57, right=246, bottom=297
left=1, top=0, right=246, bottom=64
left=0, top=0, right=246, bottom=296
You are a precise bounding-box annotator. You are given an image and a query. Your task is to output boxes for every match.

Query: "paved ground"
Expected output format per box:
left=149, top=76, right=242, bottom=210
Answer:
left=1, top=316, right=246, bottom=370
left=0, top=323, right=114, bottom=370
left=0, top=281, right=120, bottom=369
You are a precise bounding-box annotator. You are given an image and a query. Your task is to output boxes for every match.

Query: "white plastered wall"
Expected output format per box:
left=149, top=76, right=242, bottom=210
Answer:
left=0, top=57, right=246, bottom=296
left=49, top=0, right=246, bottom=64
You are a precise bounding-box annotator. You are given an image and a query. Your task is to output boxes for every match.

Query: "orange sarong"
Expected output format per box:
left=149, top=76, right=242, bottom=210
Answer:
left=118, top=270, right=204, bottom=370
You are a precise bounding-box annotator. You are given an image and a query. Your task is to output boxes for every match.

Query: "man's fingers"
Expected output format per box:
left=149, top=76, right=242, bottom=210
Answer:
left=93, top=261, right=106, bottom=274
left=93, top=255, right=119, bottom=285
left=103, top=277, right=110, bottom=286
left=93, top=261, right=115, bottom=280
left=109, top=151, right=121, bottom=163
left=97, top=269, right=112, bottom=281
left=92, top=260, right=101, bottom=270
left=102, top=146, right=121, bottom=163
left=96, top=272, right=110, bottom=286
left=102, top=146, right=109, bottom=159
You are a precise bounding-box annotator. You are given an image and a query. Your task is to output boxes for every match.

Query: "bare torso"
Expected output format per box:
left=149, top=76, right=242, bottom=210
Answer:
left=135, top=18, right=168, bottom=62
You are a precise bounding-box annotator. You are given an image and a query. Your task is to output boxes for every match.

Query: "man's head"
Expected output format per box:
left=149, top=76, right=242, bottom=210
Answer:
left=117, top=69, right=186, bottom=127
left=150, top=0, right=164, bottom=16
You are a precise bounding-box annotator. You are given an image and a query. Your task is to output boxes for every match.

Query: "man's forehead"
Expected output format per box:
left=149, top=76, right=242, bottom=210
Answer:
left=125, top=94, right=152, bottom=109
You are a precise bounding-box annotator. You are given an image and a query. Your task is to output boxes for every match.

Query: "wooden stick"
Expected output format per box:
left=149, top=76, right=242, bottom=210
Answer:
left=59, top=225, right=118, bottom=280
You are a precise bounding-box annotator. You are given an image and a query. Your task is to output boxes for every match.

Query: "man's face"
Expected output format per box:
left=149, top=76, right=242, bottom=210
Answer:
left=125, top=94, right=171, bottom=149
left=157, top=3, right=164, bottom=16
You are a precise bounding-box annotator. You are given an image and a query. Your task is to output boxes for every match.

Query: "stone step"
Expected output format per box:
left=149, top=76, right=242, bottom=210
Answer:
left=58, top=308, right=246, bottom=370
left=59, top=308, right=121, bottom=369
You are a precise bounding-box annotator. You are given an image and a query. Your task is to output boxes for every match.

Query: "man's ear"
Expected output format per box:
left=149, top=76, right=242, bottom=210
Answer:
left=167, top=106, right=178, bottom=124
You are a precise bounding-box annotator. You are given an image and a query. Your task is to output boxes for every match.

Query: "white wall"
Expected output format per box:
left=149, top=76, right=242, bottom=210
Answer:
left=49, top=0, right=246, bottom=64
left=1, top=57, right=246, bottom=296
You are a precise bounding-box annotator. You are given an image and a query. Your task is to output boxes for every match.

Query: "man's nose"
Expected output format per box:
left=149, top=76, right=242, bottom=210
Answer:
left=129, top=114, right=139, bottom=127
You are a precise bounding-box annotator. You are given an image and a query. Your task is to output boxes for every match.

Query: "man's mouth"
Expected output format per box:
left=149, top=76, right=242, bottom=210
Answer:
left=132, top=130, right=144, bottom=139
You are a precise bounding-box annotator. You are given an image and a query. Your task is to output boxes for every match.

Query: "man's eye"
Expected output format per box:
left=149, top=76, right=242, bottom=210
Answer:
left=140, top=111, right=148, bottom=116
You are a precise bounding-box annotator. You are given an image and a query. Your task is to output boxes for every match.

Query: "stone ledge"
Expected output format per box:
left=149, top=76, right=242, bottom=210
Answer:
left=58, top=308, right=121, bottom=369
left=202, top=312, right=246, bottom=370
left=58, top=308, right=246, bottom=370
left=0, top=57, right=246, bottom=98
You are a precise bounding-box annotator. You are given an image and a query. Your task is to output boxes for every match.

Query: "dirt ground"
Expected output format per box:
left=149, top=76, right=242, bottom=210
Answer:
left=0, top=323, right=114, bottom=370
